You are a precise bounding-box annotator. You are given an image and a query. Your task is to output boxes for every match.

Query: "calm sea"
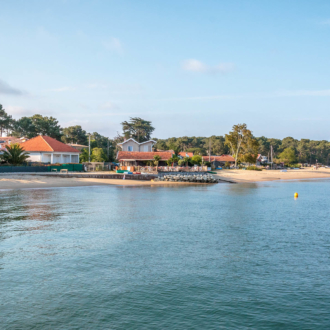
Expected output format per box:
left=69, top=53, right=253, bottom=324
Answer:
left=1, top=181, right=330, bottom=329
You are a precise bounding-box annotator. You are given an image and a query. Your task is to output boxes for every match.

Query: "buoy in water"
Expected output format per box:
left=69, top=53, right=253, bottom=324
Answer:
left=294, top=192, right=298, bottom=198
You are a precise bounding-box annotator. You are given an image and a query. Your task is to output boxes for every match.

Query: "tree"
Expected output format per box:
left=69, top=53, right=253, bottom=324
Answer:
left=191, top=155, right=202, bottom=165
left=31, top=115, right=62, bottom=139
left=61, top=126, right=87, bottom=145
left=166, top=158, right=173, bottom=166
left=121, top=117, right=155, bottom=142
left=178, top=159, right=185, bottom=166
left=277, top=147, right=297, bottom=165
left=91, top=147, right=107, bottom=162
left=79, top=148, right=89, bottom=163
left=183, top=156, right=191, bottom=166
left=225, top=123, right=256, bottom=167
left=12, top=114, right=62, bottom=139
left=153, top=155, right=161, bottom=170
left=168, top=144, right=181, bottom=156
left=239, top=137, right=259, bottom=165
left=90, top=132, right=114, bottom=161
left=12, top=117, right=36, bottom=138
left=0, top=104, right=13, bottom=136
left=2, top=144, right=30, bottom=165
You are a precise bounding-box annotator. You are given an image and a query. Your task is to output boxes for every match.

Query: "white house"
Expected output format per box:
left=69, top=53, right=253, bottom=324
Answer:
left=20, top=135, right=80, bottom=164
left=117, top=138, right=156, bottom=152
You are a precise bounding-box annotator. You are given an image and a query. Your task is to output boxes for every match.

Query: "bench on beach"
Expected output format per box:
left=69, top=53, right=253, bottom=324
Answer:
left=60, top=169, right=68, bottom=174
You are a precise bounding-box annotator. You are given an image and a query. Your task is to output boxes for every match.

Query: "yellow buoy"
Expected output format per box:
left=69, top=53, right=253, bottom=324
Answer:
left=294, top=192, right=298, bottom=198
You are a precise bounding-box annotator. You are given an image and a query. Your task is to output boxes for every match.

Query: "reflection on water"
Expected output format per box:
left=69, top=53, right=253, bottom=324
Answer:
left=1, top=182, right=330, bottom=329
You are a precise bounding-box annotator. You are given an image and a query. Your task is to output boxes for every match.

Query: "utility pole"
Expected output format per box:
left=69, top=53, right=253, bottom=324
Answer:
left=271, top=145, right=273, bottom=169
left=88, top=134, right=91, bottom=162
left=107, top=138, right=110, bottom=161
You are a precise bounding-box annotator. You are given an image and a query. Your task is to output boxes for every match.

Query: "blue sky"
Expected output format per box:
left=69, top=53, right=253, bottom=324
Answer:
left=1, top=0, right=330, bottom=140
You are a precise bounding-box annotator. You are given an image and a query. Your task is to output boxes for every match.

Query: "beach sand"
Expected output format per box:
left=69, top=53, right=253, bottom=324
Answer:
left=214, top=167, right=330, bottom=183
left=0, top=174, right=197, bottom=190
left=1, top=168, right=330, bottom=190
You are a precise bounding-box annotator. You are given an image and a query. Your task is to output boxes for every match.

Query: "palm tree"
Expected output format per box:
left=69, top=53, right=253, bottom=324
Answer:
left=153, top=155, right=161, bottom=171
left=2, top=144, right=30, bottom=165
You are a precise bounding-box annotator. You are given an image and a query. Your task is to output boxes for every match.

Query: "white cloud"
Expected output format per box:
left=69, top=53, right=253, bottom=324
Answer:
left=102, top=37, right=123, bottom=54
left=182, top=59, right=207, bottom=72
left=182, top=59, right=235, bottom=74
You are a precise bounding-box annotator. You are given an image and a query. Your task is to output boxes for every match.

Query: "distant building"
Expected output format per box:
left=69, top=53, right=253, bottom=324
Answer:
left=179, top=152, right=194, bottom=158
left=20, top=136, right=80, bottom=164
left=67, top=143, right=88, bottom=151
left=0, top=136, right=29, bottom=155
left=117, top=151, right=173, bottom=166
left=202, top=155, right=235, bottom=167
left=256, top=154, right=268, bottom=165
left=117, top=138, right=156, bottom=152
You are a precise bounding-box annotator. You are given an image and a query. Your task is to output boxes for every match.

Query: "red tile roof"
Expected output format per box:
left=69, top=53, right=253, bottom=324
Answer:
left=117, top=151, right=173, bottom=161
left=20, top=136, right=80, bottom=153
left=202, top=155, right=235, bottom=162
left=0, top=136, right=28, bottom=144
left=179, top=152, right=194, bottom=157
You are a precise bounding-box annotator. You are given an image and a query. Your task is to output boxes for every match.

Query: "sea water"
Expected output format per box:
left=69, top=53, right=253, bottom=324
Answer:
left=1, top=181, right=330, bottom=329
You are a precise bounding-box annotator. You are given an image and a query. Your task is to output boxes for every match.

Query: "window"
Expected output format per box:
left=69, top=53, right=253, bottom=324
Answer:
left=128, top=146, right=133, bottom=151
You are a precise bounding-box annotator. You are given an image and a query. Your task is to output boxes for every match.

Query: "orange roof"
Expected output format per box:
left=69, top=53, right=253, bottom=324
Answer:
left=20, top=136, right=80, bottom=153
left=202, top=155, right=235, bottom=162
left=117, top=151, right=172, bottom=161
left=179, top=152, right=194, bottom=157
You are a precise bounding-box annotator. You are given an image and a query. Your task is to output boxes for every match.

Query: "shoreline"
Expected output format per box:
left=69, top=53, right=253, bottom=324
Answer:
left=1, top=168, right=330, bottom=190
left=0, top=173, right=209, bottom=190
left=214, top=168, right=330, bottom=183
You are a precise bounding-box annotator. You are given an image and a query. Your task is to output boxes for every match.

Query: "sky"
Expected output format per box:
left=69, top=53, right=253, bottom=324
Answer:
left=1, top=0, right=330, bottom=140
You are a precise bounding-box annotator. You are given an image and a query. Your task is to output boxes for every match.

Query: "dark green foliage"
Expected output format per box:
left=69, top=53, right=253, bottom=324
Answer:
left=91, top=147, right=107, bottom=162
left=121, top=117, right=154, bottom=143
left=191, top=155, right=202, bottom=165
left=154, top=135, right=229, bottom=156
left=2, top=144, right=30, bottom=165
left=13, top=114, right=62, bottom=139
left=0, top=104, right=14, bottom=136
left=246, top=166, right=262, bottom=171
left=61, top=126, right=88, bottom=145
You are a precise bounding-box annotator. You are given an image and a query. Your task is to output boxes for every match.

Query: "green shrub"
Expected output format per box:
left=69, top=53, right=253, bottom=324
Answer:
left=287, top=163, right=301, bottom=168
left=246, top=166, right=262, bottom=171
left=224, top=161, right=231, bottom=168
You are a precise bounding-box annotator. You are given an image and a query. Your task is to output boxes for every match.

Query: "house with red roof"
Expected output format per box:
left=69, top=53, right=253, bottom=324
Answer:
left=202, top=155, right=235, bottom=167
left=179, top=151, right=194, bottom=158
left=117, top=138, right=156, bottom=152
left=117, top=151, right=173, bottom=166
left=20, top=135, right=80, bottom=164
left=0, top=136, right=29, bottom=155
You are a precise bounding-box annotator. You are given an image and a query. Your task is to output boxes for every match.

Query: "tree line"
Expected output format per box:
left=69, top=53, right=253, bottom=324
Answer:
left=1, top=103, right=330, bottom=165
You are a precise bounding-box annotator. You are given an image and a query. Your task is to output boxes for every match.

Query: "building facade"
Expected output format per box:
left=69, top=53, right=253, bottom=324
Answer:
left=20, top=135, right=80, bottom=164
left=117, top=138, right=156, bottom=152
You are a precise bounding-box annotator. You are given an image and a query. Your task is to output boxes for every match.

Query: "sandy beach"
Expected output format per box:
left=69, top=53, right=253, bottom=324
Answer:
left=214, top=167, right=330, bottom=183
left=0, top=174, right=197, bottom=190
left=0, top=168, right=329, bottom=190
